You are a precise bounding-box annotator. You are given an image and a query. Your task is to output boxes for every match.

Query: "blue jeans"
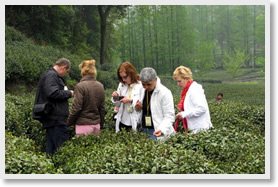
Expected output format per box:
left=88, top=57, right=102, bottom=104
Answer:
left=142, top=128, right=157, bottom=140
left=46, top=125, right=69, bottom=155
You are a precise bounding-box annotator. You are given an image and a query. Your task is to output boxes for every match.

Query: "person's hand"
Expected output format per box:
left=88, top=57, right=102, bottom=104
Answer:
left=120, top=96, right=132, bottom=104
left=153, top=130, right=162, bottom=137
left=175, top=112, right=183, bottom=120
left=112, top=91, right=119, bottom=99
left=70, top=90, right=74, bottom=97
left=135, top=100, right=142, bottom=111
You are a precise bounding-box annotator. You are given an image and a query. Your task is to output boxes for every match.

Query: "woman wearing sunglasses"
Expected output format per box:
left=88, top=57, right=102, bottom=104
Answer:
left=111, top=62, right=143, bottom=133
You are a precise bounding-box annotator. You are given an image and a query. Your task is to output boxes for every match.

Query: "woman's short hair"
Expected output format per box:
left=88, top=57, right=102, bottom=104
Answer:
left=79, top=59, right=97, bottom=77
left=140, top=67, right=157, bottom=82
left=56, top=58, right=71, bottom=69
left=173, top=66, right=193, bottom=80
left=117, top=62, right=140, bottom=84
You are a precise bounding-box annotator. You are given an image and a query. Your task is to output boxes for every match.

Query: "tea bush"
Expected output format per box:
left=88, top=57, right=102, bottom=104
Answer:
left=166, top=129, right=265, bottom=174
left=209, top=101, right=265, bottom=136
left=5, top=25, right=84, bottom=84
left=160, top=76, right=265, bottom=106
left=5, top=132, right=61, bottom=174
left=5, top=93, right=46, bottom=150
left=5, top=89, right=265, bottom=174
left=52, top=130, right=219, bottom=174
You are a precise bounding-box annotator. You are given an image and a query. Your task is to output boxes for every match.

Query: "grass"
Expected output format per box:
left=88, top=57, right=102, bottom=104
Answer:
left=160, top=75, right=265, bottom=106
left=194, top=68, right=264, bottom=82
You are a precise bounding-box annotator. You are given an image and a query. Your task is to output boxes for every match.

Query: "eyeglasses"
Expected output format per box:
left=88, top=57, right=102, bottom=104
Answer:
left=121, top=75, right=129, bottom=80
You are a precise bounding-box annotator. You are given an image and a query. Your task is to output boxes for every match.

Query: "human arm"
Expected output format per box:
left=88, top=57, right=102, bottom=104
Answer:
left=67, top=85, right=83, bottom=126
left=44, top=74, right=72, bottom=100
left=180, top=87, right=208, bottom=119
left=111, top=83, right=123, bottom=108
left=155, top=90, right=175, bottom=136
left=99, top=87, right=105, bottom=129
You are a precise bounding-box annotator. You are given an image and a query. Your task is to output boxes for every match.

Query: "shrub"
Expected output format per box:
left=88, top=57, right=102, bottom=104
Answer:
left=5, top=93, right=46, bottom=150
left=53, top=130, right=219, bottom=174
left=5, top=25, right=83, bottom=84
left=5, top=132, right=61, bottom=174
left=209, top=101, right=265, bottom=136
left=97, top=70, right=118, bottom=89
left=166, top=130, right=265, bottom=174
left=5, top=88, right=265, bottom=174
left=5, top=25, right=29, bottom=44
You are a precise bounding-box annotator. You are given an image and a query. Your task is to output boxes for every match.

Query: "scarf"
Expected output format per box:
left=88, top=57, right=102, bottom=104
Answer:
left=174, top=80, right=193, bottom=132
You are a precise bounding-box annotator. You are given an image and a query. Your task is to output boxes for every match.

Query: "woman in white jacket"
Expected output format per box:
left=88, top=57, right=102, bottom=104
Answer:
left=173, top=66, right=213, bottom=134
left=135, top=67, right=175, bottom=140
left=111, top=62, right=142, bottom=132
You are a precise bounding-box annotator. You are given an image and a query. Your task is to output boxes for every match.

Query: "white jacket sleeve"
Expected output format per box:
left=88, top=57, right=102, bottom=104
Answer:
left=157, top=91, right=175, bottom=135
left=181, top=87, right=207, bottom=119
left=111, top=83, right=122, bottom=108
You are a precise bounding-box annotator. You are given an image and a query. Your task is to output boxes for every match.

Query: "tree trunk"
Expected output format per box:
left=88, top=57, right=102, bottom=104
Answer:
left=253, top=5, right=257, bottom=68
left=98, top=5, right=111, bottom=65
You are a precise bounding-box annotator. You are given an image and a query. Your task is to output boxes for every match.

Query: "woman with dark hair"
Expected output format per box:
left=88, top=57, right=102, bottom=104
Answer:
left=111, top=62, right=143, bottom=132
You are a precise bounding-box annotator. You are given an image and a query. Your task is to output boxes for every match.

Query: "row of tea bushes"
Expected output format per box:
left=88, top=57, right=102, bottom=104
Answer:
left=52, top=131, right=220, bottom=174
left=5, top=132, right=62, bottom=174
left=5, top=93, right=265, bottom=174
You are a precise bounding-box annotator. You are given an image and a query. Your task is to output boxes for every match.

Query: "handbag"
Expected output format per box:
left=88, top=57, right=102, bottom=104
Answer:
left=33, top=102, right=51, bottom=120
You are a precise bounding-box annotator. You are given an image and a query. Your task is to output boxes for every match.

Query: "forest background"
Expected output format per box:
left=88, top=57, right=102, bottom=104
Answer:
left=5, top=5, right=265, bottom=84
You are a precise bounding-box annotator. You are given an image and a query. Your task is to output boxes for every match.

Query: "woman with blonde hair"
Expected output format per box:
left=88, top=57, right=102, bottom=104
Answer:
left=68, top=59, right=105, bottom=136
left=111, top=62, right=143, bottom=132
left=173, top=66, right=212, bottom=134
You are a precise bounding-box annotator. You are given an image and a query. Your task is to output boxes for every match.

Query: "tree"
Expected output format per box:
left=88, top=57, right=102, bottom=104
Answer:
left=98, top=5, right=128, bottom=65
left=223, top=48, right=250, bottom=78
left=194, top=41, right=216, bottom=78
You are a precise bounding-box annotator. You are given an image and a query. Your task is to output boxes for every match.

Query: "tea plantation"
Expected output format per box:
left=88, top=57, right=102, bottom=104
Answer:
left=5, top=25, right=265, bottom=174
left=5, top=90, right=265, bottom=174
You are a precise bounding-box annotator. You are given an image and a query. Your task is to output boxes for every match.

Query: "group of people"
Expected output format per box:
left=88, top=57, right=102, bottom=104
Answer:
left=33, top=58, right=213, bottom=155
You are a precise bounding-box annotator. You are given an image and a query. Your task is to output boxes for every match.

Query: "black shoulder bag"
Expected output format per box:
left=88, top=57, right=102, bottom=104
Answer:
left=32, top=73, right=52, bottom=121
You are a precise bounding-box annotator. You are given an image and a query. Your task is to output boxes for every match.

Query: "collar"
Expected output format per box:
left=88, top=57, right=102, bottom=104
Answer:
left=80, top=75, right=96, bottom=82
left=50, top=67, right=61, bottom=78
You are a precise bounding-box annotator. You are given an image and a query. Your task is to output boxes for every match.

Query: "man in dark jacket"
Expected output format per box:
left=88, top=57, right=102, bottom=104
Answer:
left=33, top=58, right=74, bottom=155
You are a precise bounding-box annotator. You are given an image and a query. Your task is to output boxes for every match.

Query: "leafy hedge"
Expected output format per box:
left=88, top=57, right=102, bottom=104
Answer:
left=5, top=25, right=118, bottom=89
left=5, top=93, right=46, bottom=150
left=5, top=25, right=82, bottom=83
left=5, top=132, right=61, bottom=174
left=5, top=92, right=265, bottom=174
left=52, top=131, right=219, bottom=174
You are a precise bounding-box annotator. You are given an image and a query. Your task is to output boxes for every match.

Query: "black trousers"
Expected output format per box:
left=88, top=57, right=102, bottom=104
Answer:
left=45, top=125, right=69, bottom=155
left=119, top=122, right=132, bottom=132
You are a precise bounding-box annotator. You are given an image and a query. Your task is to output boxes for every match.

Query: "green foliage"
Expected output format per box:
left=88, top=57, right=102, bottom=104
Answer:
left=194, top=41, right=216, bottom=77
left=5, top=93, right=47, bottom=150
left=160, top=75, right=265, bottom=106
left=5, top=26, right=29, bottom=43
left=256, top=57, right=265, bottom=76
left=223, top=49, right=250, bottom=78
left=5, top=25, right=84, bottom=84
left=5, top=90, right=265, bottom=174
left=166, top=130, right=264, bottom=174
left=97, top=70, right=118, bottom=89
left=203, top=82, right=265, bottom=106
left=209, top=101, right=265, bottom=136
left=52, top=130, right=218, bottom=174
left=5, top=132, right=61, bottom=174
